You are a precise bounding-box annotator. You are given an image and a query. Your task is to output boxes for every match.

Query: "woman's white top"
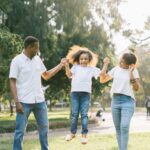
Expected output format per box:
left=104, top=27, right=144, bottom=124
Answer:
left=108, top=66, right=139, bottom=99
left=71, top=65, right=101, bottom=93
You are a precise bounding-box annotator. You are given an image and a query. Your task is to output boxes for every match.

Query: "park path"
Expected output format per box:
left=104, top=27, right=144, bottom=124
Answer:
left=49, top=112, right=150, bottom=137
left=1, top=112, right=150, bottom=139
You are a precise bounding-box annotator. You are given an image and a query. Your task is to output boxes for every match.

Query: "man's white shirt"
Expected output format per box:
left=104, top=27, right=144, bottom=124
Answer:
left=9, top=52, right=47, bottom=104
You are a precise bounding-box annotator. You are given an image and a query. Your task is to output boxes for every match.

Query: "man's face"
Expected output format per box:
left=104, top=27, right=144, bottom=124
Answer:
left=29, top=42, right=39, bottom=58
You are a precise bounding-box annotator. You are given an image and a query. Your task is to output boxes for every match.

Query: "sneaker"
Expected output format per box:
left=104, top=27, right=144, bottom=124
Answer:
left=81, top=137, right=87, bottom=144
left=65, top=134, right=75, bottom=141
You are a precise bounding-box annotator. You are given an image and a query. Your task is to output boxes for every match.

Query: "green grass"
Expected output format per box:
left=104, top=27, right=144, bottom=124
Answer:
left=0, top=109, right=71, bottom=133
left=0, top=133, right=150, bottom=150
left=0, top=107, right=146, bottom=133
left=0, top=109, right=70, bottom=125
left=0, top=108, right=96, bottom=133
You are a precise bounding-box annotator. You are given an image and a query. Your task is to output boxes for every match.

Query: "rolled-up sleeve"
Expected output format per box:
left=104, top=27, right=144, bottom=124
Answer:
left=9, top=58, right=19, bottom=79
left=40, top=59, right=47, bottom=73
left=92, top=67, right=101, bottom=79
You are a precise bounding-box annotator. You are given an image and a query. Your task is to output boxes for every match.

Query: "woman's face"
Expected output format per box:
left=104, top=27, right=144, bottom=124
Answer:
left=119, top=57, right=129, bottom=69
left=79, top=53, right=90, bottom=67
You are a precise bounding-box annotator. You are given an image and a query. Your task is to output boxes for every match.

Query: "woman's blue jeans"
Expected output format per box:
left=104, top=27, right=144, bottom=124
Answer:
left=71, top=92, right=90, bottom=135
left=13, top=102, right=49, bottom=150
left=111, top=94, right=135, bottom=150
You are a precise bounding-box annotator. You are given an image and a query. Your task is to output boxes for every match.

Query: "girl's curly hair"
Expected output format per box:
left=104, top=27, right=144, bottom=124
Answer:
left=66, top=45, right=98, bottom=67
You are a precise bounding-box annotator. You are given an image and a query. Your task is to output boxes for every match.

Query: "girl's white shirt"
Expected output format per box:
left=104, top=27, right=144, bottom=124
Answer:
left=71, top=64, right=101, bottom=93
left=108, top=66, right=140, bottom=99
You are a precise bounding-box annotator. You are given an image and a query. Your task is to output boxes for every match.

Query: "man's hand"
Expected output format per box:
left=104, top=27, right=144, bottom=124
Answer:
left=15, top=102, right=24, bottom=114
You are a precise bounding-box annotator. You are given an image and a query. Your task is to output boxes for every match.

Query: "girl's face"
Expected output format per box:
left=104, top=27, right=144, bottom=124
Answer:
left=79, top=53, right=90, bottom=67
left=119, top=57, right=129, bottom=69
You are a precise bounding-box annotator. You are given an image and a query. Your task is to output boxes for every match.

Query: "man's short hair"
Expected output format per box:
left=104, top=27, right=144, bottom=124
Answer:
left=24, top=36, right=39, bottom=48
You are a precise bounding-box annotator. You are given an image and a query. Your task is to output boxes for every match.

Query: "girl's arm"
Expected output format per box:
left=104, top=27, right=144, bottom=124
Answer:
left=65, top=62, right=72, bottom=78
left=130, top=65, right=140, bottom=91
left=100, top=57, right=112, bottom=83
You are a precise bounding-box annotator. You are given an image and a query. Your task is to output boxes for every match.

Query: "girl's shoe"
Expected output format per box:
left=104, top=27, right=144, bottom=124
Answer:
left=81, top=137, right=87, bottom=144
left=65, top=134, right=75, bottom=141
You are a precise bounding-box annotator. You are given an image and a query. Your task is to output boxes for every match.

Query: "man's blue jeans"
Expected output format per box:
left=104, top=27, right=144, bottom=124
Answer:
left=71, top=92, right=90, bottom=135
left=111, top=94, right=135, bottom=150
left=13, top=102, right=49, bottom=150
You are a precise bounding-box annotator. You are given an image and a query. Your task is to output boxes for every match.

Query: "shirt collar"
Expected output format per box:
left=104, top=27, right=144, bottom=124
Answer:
left=21, top=50, right=36, bottom=61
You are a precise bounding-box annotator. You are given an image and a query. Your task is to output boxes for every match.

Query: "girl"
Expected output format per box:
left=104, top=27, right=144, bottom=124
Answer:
left=100, top=53, right=140, bottom=150
left=65, top=45, right=109, bottom=144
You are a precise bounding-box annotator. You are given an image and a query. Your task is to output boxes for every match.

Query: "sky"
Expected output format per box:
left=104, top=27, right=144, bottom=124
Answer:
left=113, top=0, right=150, bottom=54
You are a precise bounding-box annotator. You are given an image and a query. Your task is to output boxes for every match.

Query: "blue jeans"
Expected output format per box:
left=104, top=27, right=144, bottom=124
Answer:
left=111, top=94, right=135, bottom=150
left=71, top=92, right=90, bottom=135
left=13, top=102, right=49, bottom=150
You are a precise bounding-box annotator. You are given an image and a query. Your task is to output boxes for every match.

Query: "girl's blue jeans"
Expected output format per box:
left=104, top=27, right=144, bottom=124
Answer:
left=111, top=94, right=135, bottom=150
left=13, top=102, right=49, bottom=150
left=71, top=92, right=90, bottom=135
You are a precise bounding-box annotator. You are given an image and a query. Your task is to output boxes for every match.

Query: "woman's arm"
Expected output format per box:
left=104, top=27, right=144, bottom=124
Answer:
left=100, top=57, right=112, bottom=83
left=100, top=74, right=112, bottom=83
left=130, top=64, right=140, bottom=91
left=130, top=78, right=140, bottom=91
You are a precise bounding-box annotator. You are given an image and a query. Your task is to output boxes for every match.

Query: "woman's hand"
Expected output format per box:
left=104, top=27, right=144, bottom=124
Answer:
left=129, top=64, right=135, bottom=73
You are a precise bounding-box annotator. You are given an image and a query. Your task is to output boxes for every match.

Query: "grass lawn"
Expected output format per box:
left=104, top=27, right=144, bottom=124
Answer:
left=0, top=109, right=70, bottom=130
left=0, top=133, right=150, bottom=150
left=0, top=107, right=146, bottom=133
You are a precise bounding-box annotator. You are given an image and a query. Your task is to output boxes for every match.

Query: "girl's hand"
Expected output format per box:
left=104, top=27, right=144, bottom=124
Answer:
left=129, top=64, right=135, bottom=73
left=103, top=57, right=110, bottom=65
left=60, top=58, right=68, bottom=67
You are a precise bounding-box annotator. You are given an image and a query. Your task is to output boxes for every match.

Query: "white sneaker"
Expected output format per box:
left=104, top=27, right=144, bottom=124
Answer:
left=81, top=137, right=87, bottom=144
left=65, top=134, right=75, bottom=141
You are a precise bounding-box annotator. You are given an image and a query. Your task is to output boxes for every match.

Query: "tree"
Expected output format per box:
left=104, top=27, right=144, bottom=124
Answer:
left=0, top=27, right=23, bottom=113
left=0, top=0, right=118, bottom=107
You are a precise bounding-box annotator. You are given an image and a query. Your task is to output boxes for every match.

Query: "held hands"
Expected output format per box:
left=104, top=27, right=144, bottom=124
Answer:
left=103, top=57, right=110, bottom=65
left=60, top=58, right=69, bottom=67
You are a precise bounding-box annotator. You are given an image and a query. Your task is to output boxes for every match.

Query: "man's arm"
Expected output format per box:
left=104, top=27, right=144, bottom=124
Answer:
left=41, top=63, right=63, bottom=80
left=41, top=58, right=67, bottom=80
left=10, top=78, right=24, bottom=114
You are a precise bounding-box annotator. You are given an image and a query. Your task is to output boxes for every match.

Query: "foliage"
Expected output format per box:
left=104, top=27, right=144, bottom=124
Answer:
left=0, top=0, right=119, bottom=106
left=0, top=28, right=23, bottom=98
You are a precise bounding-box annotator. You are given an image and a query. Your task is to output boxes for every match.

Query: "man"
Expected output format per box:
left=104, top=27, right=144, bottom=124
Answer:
left=145, top=96, right=150, bottom=119
left=9, top=36, right=65, bottom=150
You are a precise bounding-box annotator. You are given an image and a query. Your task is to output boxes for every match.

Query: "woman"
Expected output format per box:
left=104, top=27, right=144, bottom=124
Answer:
left=100, top=53, right=140, bottom=150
